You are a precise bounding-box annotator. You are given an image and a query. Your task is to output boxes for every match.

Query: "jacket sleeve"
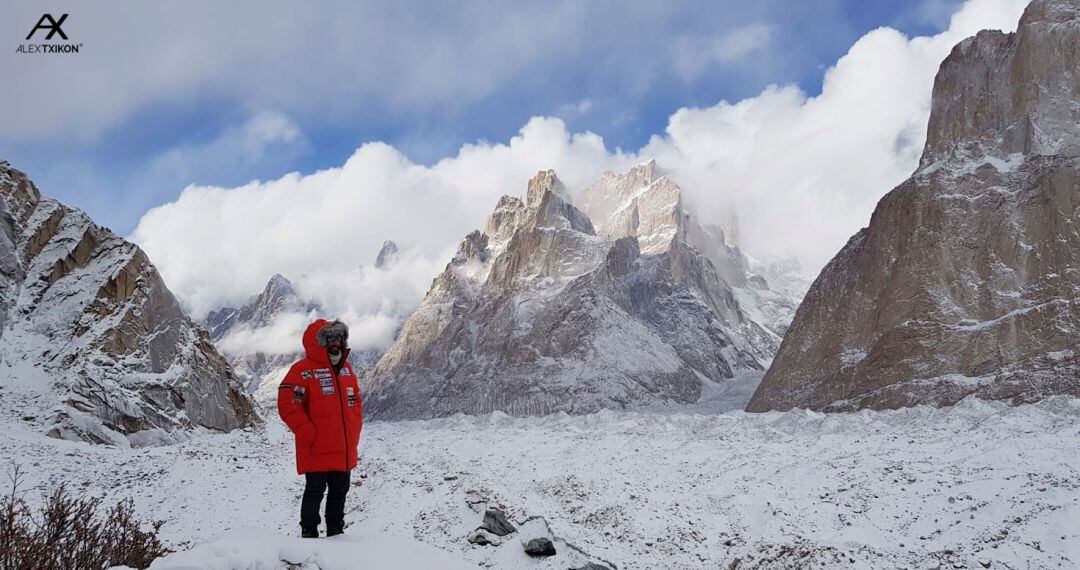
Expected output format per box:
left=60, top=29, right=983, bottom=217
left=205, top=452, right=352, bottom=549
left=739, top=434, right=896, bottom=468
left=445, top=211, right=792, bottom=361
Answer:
left=277, top=365, right=316, bottom=443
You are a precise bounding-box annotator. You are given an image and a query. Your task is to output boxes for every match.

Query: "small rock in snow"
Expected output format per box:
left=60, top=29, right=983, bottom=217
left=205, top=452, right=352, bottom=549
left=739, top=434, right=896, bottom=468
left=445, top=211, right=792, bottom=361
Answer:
left=481, top=506, right=516, bottom=536
left=467, top=529, right=500, bottom=546
left=524, top=537, right=556, bottom=557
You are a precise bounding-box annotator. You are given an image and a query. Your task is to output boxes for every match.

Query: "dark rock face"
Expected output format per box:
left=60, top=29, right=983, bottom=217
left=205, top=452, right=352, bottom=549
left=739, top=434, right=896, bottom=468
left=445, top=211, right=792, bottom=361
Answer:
left=0, top=162, right=258, bottom=445
left=749, top=0, right=1080, bottom=413
left=365, top=165, right=797, bottom=420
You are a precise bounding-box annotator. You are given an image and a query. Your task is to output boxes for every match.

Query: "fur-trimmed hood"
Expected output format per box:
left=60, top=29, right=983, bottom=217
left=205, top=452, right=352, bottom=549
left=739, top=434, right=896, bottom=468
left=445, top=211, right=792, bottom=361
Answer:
left=302, top=319, right=349, bottom=365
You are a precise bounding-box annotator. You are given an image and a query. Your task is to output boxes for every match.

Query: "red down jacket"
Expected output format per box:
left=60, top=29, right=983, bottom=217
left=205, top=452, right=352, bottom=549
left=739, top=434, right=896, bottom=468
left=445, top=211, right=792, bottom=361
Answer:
left=277, top=319, right=363, bottom=474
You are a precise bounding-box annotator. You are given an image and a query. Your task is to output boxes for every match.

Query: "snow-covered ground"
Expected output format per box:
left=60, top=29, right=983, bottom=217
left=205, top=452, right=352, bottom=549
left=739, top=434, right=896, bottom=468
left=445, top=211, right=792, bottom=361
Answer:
left=135, top=529, right=480, bottom=569
left=1, top=397, right=1078, bottom=569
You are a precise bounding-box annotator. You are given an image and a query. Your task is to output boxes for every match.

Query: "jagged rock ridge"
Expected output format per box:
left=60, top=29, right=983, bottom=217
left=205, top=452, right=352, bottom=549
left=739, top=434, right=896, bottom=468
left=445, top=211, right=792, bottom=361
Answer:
left=205, top=273, right=319, bottom=403
left=0, top=162, right=258, bottom=445
left=365, top=164, right=807, bottom=419
left=748, top=0, right=1080, bottom=412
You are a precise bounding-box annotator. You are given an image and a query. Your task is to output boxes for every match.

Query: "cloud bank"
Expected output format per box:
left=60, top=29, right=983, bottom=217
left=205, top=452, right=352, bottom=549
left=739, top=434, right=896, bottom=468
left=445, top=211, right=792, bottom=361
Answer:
left=132, top=0, right=1028, bottom=352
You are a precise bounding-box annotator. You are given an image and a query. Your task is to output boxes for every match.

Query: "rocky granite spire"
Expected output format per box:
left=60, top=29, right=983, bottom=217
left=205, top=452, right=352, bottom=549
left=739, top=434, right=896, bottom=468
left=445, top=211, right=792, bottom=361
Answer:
left=0, top=161, right=258, bottom=445
left=748, top=0, right=1080, bottom=413
left=363, top=167, right=798, bottom=420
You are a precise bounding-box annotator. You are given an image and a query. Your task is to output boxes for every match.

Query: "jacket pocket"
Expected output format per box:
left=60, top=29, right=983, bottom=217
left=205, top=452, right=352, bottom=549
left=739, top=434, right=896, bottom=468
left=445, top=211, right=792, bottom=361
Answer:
left=296, top=421, right=317, bottom=447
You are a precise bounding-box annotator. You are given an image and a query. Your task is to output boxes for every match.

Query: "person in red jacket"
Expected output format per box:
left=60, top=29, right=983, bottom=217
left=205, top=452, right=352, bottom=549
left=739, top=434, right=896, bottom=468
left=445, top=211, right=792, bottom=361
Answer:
left=277, top=319, right=363, bottom=538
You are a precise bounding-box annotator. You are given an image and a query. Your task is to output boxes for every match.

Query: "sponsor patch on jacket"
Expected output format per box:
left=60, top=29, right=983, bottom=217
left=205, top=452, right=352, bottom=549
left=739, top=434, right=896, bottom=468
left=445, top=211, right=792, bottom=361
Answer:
left=319, top=377, right=335, bottom=395
left=314, top=368, right=332, bottom=379
left=339, top=368, right=352, bottom=376
left=346, top=386, right=356, bottom=406
left=301, top=370, right=313, bottom=379
left=291, top=385, right=306, bottom=404
left=279, top=382, right=293, bottom=390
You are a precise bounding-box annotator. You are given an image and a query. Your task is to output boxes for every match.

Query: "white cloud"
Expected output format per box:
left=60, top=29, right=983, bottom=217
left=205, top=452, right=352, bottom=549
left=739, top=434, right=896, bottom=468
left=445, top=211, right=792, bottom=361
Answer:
left=144, top=111, right=306, bottom=184
left=132, top=116, right=634, bottom=321
left=217, top=311, right=316, bottom=356
left=672, top=23, right=775, bottom=81
left=643, top=0, right=1027, bottom=266
left=132, top=0, right=1028, bottom=352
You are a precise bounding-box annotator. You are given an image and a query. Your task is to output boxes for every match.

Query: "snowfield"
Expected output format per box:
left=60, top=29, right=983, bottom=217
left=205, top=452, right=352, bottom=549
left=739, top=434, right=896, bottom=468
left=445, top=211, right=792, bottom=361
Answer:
left=1, top=397, right=1078, bottom=569
left=133, top=529, right=480, bottom=569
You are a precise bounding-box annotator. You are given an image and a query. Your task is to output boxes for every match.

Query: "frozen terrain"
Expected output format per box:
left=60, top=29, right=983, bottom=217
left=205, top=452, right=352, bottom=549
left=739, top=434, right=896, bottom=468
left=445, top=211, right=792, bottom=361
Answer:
left=2, top=396, right=1078, bottom=569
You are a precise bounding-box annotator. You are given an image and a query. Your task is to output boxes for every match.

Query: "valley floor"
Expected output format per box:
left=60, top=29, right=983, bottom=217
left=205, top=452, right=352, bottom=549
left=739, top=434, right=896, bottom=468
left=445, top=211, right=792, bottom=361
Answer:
left=1, top=397, right=1078, bottom=569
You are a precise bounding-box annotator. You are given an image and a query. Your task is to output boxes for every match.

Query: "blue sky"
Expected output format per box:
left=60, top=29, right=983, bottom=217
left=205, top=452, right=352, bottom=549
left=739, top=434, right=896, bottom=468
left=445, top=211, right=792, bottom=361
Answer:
left=0, top=0, right=962, bottom=236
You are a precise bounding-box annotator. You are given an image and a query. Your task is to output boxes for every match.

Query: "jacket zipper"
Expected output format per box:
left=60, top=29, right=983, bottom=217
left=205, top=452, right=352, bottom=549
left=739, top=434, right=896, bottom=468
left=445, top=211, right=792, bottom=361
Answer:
left=330, top=349, right=350, bottom=469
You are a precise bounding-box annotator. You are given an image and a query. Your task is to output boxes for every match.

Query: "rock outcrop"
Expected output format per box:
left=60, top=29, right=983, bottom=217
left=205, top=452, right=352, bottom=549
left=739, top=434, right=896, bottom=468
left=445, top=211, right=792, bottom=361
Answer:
left=0, top=162, right=258, bottom=445
left=365, top=164, right=806, bottom=419
left=748, top=0, right=1080, bottom=412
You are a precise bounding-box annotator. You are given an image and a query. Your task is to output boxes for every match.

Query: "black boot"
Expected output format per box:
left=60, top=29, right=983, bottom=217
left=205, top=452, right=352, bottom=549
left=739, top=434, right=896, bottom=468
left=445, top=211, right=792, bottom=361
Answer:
left=301, top=527, right=319, bottom=538
left=326, top=526, right=343, bottom=537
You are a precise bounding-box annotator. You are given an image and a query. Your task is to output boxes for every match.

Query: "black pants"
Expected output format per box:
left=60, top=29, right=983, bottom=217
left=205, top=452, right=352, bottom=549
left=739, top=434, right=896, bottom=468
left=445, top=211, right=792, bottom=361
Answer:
left=300, top=470, right=350, bottom=532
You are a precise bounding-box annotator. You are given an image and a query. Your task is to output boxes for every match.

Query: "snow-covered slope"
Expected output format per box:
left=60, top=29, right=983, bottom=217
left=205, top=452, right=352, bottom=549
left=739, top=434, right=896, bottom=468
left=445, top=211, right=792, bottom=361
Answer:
left=365, top=167, right=805, bottom=420
left=750, top=0, right=1080, bottom=412
left=3, top=396, right=1077, bottom=569
left=135, top=528, right=479, bottom=570
left=0, top=161, right=257, bottom=446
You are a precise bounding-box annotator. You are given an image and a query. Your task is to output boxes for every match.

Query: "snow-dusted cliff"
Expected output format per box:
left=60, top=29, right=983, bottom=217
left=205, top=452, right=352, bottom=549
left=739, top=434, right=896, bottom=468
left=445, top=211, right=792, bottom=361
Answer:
left=365, top=165, right=807, bottom=419
left=0, top=162, right=258, bottom=445
left=749, top=0, right=1080, bottom=412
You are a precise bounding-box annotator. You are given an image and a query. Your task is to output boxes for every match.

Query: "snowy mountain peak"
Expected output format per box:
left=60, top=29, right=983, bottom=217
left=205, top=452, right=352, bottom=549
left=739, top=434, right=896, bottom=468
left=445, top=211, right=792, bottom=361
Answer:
left=264, top=273, right=295, bottom=297
left=364, top=163, right=801, bottom=420
left=206, top=273, right=314, bottom=342
left=375, top=240, right=399, bottom=268
left=525, top=169, right=567, bottom=207
left=578, top=161, right=686, bottom=256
